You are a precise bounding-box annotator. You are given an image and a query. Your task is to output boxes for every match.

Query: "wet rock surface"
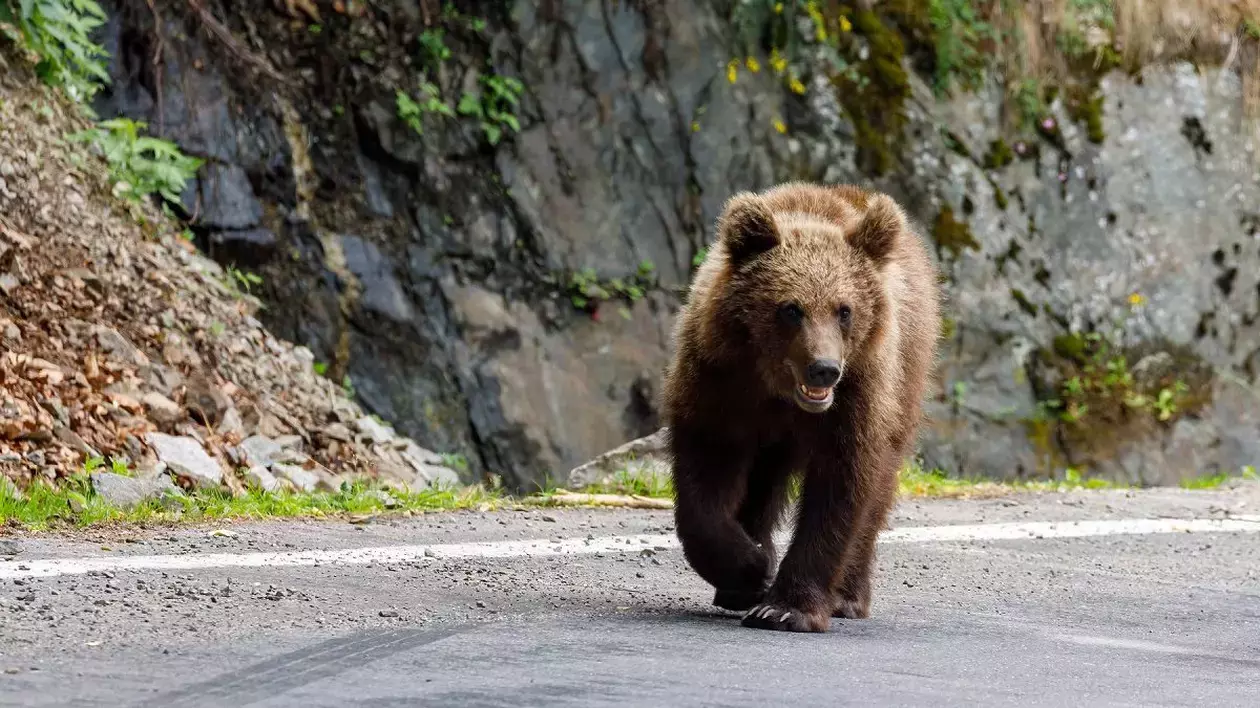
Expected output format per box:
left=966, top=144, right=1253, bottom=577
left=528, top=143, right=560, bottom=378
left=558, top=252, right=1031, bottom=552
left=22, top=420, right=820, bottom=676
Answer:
left=81, top=1, right=1259, bottom=488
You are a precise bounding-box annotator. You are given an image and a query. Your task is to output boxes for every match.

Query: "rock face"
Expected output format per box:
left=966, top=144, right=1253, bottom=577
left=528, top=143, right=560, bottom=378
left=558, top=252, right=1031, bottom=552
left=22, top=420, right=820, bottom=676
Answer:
left=84, top=1, right=1260, bottom=488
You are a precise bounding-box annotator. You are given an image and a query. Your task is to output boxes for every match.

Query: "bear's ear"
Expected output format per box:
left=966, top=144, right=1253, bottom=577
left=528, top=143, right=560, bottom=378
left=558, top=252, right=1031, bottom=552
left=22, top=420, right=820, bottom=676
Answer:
left=849, top=193, right=904, bottom=264
left=718, top=193, right=779, bottom=265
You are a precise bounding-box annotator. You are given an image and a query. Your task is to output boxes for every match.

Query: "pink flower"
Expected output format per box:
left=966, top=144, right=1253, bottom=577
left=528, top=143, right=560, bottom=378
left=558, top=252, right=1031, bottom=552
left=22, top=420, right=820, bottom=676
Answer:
left=1042, top=117, right=1056, bottom=131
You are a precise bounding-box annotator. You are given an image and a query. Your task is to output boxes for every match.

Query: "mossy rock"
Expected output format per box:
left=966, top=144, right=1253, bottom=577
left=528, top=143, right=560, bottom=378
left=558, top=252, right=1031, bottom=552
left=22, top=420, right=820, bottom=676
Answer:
left=835, top=9, right=912, bottom=176
left=1027, top=336, right=1216, bottom=467
left=931, top=205, right=979, bottom=258
left=983, top=139, right=1015, bottom=170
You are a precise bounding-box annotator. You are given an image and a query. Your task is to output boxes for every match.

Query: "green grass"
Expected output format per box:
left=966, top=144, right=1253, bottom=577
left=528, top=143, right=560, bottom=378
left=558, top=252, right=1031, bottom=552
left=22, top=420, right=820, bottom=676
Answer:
left=1179, top=472, right=1230, bottom=490
left=897, top=464, right=1121, bottom=498
left=571, top=467, right=675, bottom=498
left=569, top=462, right=1134, bottom=502
left=1179, top=466, right=1257, bottom=490
left=0, top=478, right=505, bottom=531
left=6, top=463, right=1255, bottom=531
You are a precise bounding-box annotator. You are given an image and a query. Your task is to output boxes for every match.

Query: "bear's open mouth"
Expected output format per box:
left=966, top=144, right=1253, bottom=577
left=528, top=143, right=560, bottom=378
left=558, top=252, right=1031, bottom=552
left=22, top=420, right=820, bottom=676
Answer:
left=798, top=385, right=831, bottom=402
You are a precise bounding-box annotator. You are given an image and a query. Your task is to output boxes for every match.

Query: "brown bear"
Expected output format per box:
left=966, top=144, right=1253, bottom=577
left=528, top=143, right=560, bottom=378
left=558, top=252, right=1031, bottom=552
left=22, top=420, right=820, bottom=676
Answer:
left=662, top=181, right=941, bottom=633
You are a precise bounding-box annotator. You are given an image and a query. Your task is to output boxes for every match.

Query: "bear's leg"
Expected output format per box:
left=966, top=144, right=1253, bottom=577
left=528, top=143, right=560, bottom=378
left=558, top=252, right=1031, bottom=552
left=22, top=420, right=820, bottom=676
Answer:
left=832, top=452, right=901, bottom=618
left=741, top=449, right=872, bottom=633
left=714, top=447, right=796, bottom=611
left=671, top=430, right=773, bottom=607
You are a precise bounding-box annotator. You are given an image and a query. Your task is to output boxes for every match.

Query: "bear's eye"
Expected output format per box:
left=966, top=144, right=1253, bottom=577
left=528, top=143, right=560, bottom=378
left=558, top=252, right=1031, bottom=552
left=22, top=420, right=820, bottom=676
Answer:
left=837, top=304, right=852, bottom=327
left=777, top=302, right=805, bottom=326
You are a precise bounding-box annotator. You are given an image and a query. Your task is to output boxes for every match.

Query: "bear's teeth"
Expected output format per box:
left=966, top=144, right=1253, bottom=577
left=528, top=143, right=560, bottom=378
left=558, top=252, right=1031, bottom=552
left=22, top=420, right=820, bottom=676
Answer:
left=800, top=385, right=830, bottom=401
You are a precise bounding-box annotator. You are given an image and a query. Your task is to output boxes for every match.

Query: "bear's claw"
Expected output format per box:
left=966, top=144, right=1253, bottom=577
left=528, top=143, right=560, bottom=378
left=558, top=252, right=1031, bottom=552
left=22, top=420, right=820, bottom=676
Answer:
left=740, top=602, right=828, bottom=632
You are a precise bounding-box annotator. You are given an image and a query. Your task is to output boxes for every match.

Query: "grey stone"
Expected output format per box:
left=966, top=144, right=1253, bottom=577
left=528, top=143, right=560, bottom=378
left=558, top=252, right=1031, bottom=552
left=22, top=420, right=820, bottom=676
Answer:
left=93, top=326, right=147, bottom=366
left=141, top=392, right=184, bottom=428
left=90, top=472, right=180, bottom=509
left=183, top=163, right=264, bottom=230
left=145, top=433, right=223, bottom=488
left=139, top=364, right=183, bottom=397
left=53, top=426, right=97, bottom=458
left=236, top=435, right=306, bottom=468
left=218, top=407, right=246, bottom=439
left=396, top=441, right=460, bottom=487
left=353, top=417, right=395, bottom=445
left=567, top=428, right=670, bottom=489
left=320, top=423, right=353, bottom=442
left=184, top=375, right=232, bottom=427
left=0, top=274, right=19, bottom=296
left=271, top=463, right=320, bottom=493
left=244, top=465, right=280, bottom=492
left=340, top=235, right=413, bottom=324
left=369, top=490, right=400, bottom=508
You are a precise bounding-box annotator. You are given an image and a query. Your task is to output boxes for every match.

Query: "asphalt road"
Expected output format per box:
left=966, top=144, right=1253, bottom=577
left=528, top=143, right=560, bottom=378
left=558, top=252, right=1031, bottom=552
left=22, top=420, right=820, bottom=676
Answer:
left=2, top=485, right=1260, bottom=707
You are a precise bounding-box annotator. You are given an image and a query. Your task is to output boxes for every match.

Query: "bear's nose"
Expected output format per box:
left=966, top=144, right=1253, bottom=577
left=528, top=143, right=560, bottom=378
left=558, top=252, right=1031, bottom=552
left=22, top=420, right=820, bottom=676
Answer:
left=805, top=359, right=842, bottom=388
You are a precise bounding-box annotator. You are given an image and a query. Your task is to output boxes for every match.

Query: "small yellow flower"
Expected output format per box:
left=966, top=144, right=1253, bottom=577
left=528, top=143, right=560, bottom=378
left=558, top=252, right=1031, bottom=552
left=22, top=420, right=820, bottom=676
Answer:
left=745, top=56, right=761, bottom=73
left=726, top=59, right=739, bottom=84
left=840, top=16, right=853, bottom=33
left=788, top=76, right=807, bottom=95
left=773, top=118, right=787, bottom=134
left=773, top=2, right=783, bottom=13
left=769, top=48, right=788, bottom=74
left=691, top=121, right=700, bottom=133
left=1128, top=293, right=1145, bottom=306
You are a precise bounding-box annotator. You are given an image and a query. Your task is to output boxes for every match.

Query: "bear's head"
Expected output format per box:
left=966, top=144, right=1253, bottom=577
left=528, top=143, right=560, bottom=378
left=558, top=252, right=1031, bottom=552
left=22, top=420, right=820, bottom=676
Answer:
left=714, top=190, right=905, bottom=413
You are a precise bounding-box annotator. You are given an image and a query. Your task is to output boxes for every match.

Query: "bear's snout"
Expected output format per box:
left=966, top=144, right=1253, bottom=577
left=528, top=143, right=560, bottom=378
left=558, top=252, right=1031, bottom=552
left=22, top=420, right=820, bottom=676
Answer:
left=805, top=359, right=843, bottom=388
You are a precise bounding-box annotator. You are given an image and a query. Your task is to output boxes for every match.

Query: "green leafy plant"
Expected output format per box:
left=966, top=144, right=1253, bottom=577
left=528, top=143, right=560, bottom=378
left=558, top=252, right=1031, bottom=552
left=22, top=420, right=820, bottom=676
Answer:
left=418, top=28, right=451, bottom=64
left=224, top=265, right=262, bottom=295
left=458, top=74, right=524, bottom=145
left=929, top=0, right=995, bottom=94
left=396, top=80, right=453, bottom=135
left=440, top=453, right=470, bottom=474
left=69, top=118, right=203, bottom=205
left=0, top=0, right=110, bottom=102
left=567, top=261, right=656, bottom=313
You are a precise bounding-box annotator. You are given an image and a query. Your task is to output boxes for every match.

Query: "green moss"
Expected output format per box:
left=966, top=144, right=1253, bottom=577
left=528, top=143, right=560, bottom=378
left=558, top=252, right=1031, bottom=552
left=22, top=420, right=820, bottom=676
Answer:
left=940, top=315, right=957, bottom=340
left=1065, top=89, right=1106, bottom=144
left=1010, top=288, right=1037, bottom=317
left=942, top=130, right=974, bottom=159
left=836, top=9, right=912, bottom=176
left=1052, top=332, right=1089, bottom=362
left=993, top=186, right=1009, bottom=210
left=931, top=205, right=979, bottom=258
left=1030, top=333, right=1216, bottom=469
left=983, top=138, right=1014, bottom=169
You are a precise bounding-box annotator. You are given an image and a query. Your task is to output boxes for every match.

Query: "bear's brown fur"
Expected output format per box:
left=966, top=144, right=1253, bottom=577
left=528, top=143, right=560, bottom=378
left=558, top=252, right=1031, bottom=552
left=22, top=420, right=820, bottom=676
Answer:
left=662, top=181, right=941, bottom=633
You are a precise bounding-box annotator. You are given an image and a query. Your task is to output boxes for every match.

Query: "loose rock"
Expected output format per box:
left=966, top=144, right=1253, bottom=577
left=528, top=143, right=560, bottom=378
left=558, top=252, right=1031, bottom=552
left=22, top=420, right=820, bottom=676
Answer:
left=146, top=433, right=223, bottom=488
left=90, top=472, right=180, bottom=510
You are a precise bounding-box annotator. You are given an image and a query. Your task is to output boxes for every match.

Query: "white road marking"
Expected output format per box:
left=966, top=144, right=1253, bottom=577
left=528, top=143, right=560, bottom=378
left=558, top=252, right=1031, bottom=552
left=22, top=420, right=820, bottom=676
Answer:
left=2, top=516, right=1259, bottom=580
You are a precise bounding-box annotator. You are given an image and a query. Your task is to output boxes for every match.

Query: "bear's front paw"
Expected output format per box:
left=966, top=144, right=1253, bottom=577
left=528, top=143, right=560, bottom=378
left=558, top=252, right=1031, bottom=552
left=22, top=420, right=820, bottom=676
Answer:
left=740, top=602, right=830, bottom=633
left=831, top=595, right=870, bottom=619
